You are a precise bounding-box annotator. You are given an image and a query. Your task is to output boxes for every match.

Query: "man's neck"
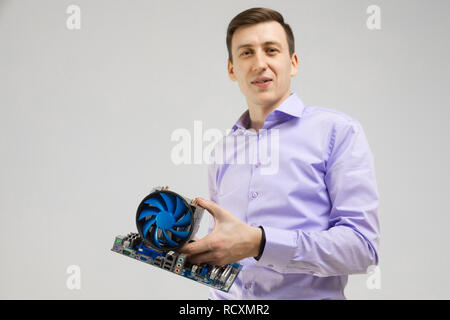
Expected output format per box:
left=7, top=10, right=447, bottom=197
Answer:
left=247, top=91, right=292, bottom=131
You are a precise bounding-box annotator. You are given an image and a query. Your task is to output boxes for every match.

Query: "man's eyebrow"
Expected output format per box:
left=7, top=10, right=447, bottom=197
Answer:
left=236, top=41, right=282, bottom=51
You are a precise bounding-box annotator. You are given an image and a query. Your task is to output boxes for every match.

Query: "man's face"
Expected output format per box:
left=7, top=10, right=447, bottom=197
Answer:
left=228, top=21, right=298, bottom=107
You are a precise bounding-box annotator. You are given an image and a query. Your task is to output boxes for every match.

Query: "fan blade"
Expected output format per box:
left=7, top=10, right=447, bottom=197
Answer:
left=160, top=192, right=174, bottom=213
left=173, top=211, right=191, bottom=227
left=138, top=207, right=159, bottom=221
left=168, top=228, right=190, bottom=239
left=173, top=196, right=186, bottom=220
left=142, top=216, right=157, bottom=238
left=144, top=198, right=165, bottom=212
left=153, top=227, right=161, bottom=248
left=161, top=228, right=178, bottom=247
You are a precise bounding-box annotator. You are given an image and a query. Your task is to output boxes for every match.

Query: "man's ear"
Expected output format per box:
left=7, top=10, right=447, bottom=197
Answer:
left=290, top=53, right=299, bottom=77
left=228, top=59, right=237, bottom=81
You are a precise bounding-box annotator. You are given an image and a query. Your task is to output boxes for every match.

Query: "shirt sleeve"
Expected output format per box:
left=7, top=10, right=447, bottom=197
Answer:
left=256, top=119, right=380, bottom=277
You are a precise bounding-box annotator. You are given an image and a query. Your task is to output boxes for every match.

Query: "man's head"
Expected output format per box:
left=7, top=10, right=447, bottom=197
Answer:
left=226, top=8, right=298, bottom=109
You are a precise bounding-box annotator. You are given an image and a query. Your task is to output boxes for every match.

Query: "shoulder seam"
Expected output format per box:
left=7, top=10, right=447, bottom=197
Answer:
left=305, top=105, right=358, bottom=125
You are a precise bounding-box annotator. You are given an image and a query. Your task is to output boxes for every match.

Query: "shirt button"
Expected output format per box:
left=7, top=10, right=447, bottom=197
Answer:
left=255, top=162, right=261, bottom=168
left=245, top=283, right=252, bottom=289
left=268, top=264, right=274, bottom=268
left=252, top=192, right=258, bottom=199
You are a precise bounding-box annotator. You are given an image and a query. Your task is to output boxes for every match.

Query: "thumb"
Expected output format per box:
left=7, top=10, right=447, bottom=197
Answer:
left=196, top=198, right=223, bottom=219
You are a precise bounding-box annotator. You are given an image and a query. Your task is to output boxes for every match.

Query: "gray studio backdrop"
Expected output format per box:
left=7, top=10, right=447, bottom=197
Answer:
left=1, top=0, right=449, bottom=299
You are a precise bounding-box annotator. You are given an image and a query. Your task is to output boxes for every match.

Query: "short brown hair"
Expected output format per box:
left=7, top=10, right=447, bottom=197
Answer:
left=226, top=7, right=295, bottom=63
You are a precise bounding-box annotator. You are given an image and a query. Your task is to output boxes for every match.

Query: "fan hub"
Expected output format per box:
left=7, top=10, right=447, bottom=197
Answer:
left=156, top=210, right=175, bottom=229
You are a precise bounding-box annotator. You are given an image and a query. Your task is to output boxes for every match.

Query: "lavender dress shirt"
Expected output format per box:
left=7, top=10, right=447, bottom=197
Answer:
left=205, top=92, right=380, bottom=300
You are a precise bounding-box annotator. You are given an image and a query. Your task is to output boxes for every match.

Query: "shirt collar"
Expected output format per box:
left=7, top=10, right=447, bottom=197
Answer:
left=232, top=92, right=306, bottom=131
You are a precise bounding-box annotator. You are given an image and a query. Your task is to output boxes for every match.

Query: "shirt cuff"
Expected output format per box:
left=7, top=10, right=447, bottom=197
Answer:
left=255, top=226, right=297, bottom=272
left=253, top=226, right=266, bottom=261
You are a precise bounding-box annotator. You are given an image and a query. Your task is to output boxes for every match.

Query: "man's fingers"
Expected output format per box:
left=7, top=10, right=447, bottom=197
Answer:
left=195, top=198, right=222, bottom=219
left=179, top=235, right=213, bottom=255
left=187, top=251, right=215, bottom=265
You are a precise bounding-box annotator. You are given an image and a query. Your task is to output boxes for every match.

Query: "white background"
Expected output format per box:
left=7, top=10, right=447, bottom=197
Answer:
left=0, top=0, right=449, bottom=299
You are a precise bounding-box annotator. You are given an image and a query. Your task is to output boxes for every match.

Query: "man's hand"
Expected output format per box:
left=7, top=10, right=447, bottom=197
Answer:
left=178, top=197, right=262, bottom=266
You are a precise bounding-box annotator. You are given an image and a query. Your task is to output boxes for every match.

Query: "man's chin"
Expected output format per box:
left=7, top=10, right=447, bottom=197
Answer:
left=250, top=91, right=280, bottom=105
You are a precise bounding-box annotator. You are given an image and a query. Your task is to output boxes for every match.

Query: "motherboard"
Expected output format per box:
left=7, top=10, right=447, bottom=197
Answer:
left=112, top=232, right=242, bottom=292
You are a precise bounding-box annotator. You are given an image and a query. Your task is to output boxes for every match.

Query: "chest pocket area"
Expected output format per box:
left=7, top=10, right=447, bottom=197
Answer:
left=216, top=164, right=252, bottom=197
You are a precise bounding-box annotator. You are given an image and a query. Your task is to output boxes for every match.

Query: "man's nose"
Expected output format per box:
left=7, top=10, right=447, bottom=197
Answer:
left=252, top=50, right=268, bottom=72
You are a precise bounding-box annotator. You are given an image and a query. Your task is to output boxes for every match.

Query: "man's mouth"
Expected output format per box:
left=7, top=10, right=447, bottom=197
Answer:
left=252, top=79, right=273, bottom=88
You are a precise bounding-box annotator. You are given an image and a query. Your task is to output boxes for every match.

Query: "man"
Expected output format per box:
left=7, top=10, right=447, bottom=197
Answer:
left=179, top=7, right=380, bottom=300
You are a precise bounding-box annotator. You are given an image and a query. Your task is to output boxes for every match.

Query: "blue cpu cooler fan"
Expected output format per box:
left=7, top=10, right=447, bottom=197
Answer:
left=136, top=189, right=203, bottom=250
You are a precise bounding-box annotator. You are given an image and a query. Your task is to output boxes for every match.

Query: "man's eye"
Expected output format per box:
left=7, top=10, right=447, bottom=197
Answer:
left=240, top=49, right=277, bottom=56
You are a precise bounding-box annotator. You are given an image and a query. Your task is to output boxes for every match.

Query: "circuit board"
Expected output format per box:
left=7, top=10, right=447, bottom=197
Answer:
left=111, top=232, right=242, bottom=292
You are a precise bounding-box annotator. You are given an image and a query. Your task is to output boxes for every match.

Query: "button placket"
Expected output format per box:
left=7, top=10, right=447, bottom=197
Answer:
left=248, top=133, right=260, bottom=201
